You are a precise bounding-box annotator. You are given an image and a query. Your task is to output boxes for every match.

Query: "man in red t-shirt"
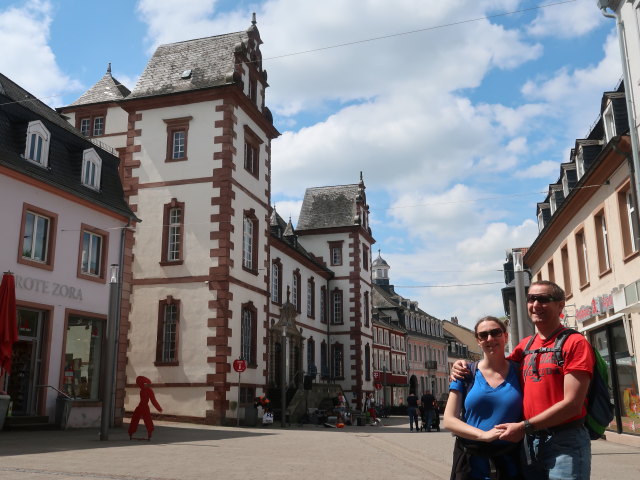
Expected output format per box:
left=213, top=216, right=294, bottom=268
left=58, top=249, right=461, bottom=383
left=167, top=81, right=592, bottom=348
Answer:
left=496, top=281, right=593, bottom=479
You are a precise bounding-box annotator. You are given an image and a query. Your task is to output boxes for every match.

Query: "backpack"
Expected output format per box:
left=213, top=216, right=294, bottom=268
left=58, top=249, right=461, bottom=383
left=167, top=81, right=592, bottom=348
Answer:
left=522, top=328, right=614, bottom=439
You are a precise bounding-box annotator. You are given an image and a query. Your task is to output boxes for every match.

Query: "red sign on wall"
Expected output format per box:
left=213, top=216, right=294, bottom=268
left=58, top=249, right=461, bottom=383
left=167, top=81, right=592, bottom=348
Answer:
left=233, top=359, right=247, bottom=373
left=373, top=371, right=381, bottom=380
left=374, top=383, right=383, bottom=390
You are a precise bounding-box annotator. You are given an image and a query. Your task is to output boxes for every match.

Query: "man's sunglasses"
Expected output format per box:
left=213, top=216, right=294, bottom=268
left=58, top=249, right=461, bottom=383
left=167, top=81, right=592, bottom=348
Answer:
left=476, top=328, right=504, bottom=341
left=526, top=294, right=560, bottom=304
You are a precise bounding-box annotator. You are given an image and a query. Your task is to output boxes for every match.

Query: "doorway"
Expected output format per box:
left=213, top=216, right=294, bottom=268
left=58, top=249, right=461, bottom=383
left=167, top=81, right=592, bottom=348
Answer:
left=5, top=308, right=44, bottom=416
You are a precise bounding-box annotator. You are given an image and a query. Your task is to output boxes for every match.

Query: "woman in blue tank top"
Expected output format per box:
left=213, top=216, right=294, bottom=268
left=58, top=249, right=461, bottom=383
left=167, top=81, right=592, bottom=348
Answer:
left=443, top=316, right=523, bottom=480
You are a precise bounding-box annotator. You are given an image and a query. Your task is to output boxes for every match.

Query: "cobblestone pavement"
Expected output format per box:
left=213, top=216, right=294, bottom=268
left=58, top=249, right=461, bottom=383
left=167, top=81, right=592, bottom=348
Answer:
left=0, top=416, right=638, bottom=479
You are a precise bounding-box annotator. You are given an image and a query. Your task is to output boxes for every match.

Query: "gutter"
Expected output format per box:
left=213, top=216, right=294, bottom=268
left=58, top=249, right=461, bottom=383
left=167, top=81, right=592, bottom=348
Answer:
left=600, top=5, right=640, bottom=248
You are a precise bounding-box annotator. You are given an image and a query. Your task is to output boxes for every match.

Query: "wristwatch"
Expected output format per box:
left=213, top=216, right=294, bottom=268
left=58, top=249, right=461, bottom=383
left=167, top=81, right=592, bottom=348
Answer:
left=523, top=419, right=535, bottom=435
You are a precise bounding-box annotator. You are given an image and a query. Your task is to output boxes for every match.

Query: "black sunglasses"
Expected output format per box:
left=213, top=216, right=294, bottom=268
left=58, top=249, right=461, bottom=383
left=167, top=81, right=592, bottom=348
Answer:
left=527, top=294, right=559, bottom=304
left=476, top=328, right=504, bottom=341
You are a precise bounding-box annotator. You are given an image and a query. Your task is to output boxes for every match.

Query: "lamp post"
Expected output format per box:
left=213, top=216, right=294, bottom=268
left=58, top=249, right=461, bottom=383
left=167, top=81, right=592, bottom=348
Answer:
left=513, top=250, right=532, bottom=343
left=100, top=264, right=119, bottom=441
left=280, top=322, right=287, bottom=428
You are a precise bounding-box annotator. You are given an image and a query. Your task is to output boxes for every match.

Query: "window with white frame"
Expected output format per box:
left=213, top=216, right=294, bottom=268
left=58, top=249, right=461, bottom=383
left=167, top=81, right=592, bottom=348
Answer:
left=81, top=149, right=102, bottom=190
left=93, top=116, right=104, bottom=136
left=24, top=120, right=50, bottom=167
left=576, top=148, right=585, bottom=179
left=156, top=297, right=179, bottom=365
left=242, top=212, right=258, bottom=272
left=22, top=211, right=50, bottom=263
left=81, top=230, right=103, bottom=277
left=603, top=102, right=616, bottom=143
left=241, top=307, right=254, bottom=364
left=307, top=278, right=314, bottom=317
left=331, top=289, right=343, bottom=324
left=594, top=211, right=611, bottom=273
left=271, top=260, right=282, bottom=303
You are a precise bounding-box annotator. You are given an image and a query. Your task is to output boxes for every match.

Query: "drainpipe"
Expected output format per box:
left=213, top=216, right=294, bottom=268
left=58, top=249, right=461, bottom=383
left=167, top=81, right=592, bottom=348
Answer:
left=601, top=4, right=640, bottom=247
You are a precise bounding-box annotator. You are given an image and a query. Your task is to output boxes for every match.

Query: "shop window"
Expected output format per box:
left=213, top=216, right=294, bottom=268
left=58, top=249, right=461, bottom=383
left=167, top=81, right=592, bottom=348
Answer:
left=161, top=199, right=185, bottom=265
left=241, top=302, right=257, bottom=366
left=78, top=223, right=108, bottom=282
left=155, top=297, right=180, bottom=365
left=164, top=116, right=192, bottom=162
left=18, top=203, right=57, bottom=271
left=24, top=120, right=50, bottom=167
left=62, top=315, right=105, bottom=399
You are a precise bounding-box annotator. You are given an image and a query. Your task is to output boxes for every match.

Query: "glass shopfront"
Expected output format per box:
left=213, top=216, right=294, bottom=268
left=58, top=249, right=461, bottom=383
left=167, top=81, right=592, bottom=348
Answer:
left=590, top=320, right=639, bottom=435
left=62, top=315, right=104, bottom=400
left=5, top=308, right=45, bottom=416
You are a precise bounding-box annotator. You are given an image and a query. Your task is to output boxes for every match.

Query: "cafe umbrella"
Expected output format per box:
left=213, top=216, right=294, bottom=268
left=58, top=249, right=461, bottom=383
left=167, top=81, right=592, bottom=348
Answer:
left=0, top=272, right=18, bottom=376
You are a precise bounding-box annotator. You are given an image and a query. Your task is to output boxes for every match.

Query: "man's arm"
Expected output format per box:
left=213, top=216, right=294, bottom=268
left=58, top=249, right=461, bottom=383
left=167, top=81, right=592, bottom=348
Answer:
left=497, top=370, right=591, bottom=442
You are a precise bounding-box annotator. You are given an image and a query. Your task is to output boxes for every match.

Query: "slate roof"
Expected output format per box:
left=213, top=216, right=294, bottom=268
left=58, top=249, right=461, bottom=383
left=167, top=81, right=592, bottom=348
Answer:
left=296, top=184, right=361, bottom=231
left=128, top=31, right=249, bottom=99
left=269, top=210, right=333, bottom=277
left=0, top=73, right=135, bottom=220
left=69, top=65, right=131, bottom=106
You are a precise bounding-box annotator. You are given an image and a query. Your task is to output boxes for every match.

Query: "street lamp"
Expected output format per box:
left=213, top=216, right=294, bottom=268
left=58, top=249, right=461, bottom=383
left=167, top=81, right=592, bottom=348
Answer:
left=280, top=320, right=287, bottom=428
left=100, top=264, right=119, bottom=441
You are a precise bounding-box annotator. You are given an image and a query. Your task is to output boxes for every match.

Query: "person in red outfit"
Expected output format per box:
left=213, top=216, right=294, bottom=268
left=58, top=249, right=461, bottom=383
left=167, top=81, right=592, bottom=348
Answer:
left=128, top=376, right=162, bottom=440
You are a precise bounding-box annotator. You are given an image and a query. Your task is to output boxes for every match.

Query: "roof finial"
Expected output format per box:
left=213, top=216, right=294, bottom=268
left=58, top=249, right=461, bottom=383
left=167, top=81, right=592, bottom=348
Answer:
left=360, top=171, right=363, bottom=182
left=107, top=62, right=112, bottom=74
left=252, top=12, right=257, bottom=25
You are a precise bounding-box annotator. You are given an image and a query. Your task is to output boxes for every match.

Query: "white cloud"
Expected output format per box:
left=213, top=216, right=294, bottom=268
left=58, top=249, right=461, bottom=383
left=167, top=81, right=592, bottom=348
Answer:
left=527, top=0, right=604, bottom=39
left=0, top=0, right=81, bottom=105
left=514, top=159, right=561, bottom=179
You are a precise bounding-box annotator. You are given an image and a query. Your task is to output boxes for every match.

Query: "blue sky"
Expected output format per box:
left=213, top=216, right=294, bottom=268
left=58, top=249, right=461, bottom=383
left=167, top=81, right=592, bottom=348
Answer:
left=0, top=0, right=621, bottom=328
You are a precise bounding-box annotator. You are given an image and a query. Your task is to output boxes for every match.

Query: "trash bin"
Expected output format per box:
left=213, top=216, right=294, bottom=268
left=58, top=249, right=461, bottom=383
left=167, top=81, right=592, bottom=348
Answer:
left=244, top=406, right=258, bottom=427
left=55, top=396, right=72, bottom=429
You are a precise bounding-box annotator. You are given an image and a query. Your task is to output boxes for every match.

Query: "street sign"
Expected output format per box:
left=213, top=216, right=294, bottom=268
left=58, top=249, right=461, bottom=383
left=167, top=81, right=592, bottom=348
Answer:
left=373, top=371, right=380, bottom=380
left=374, top=383, right=382, bottom=390
left=233, top=359, right=247, bottom=373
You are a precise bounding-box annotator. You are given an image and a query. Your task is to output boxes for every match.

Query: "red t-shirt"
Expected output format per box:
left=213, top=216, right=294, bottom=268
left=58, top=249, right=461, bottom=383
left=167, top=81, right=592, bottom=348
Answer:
left=509, top=328, right=594, bottom=422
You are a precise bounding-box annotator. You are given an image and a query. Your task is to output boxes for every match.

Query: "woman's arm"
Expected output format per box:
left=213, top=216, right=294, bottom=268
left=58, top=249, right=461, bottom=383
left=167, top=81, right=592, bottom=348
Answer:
left=442, top=389, right=502, bottom=443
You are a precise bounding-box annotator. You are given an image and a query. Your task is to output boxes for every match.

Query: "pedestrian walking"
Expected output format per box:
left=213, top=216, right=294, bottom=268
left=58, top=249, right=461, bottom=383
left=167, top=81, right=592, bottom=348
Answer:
left=407, top=391, right=419, bottom=432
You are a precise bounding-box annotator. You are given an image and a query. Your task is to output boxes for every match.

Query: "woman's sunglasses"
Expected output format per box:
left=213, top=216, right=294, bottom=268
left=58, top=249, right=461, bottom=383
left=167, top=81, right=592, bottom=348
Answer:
left=476, top=328, right=504, bottom=341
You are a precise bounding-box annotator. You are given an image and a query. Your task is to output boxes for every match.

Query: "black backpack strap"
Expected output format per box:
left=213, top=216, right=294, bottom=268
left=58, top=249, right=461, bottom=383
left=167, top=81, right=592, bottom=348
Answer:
left=551, top=328, right=579, bottom=367
left=522, top=335, right=540, bottom=377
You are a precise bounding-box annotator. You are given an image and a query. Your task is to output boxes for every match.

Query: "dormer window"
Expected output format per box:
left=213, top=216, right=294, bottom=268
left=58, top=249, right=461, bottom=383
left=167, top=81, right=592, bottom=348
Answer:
left=603, top=102, right=616, bottom=143
left=25, top=120, right=50, bottom=167
left=550, top=194, right=557, bottom=214
left=576, top=148, right=585, bottom=179
left=81, top=149, right=102, bottom=190
left=537, top=210, right=544, bottom=232
left=562, top=172, right=569, bottom=196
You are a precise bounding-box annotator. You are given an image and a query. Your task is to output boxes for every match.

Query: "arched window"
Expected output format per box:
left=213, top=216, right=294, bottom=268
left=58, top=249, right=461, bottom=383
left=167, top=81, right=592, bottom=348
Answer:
left=240, top=302, right=257, bottom=366
left=24, top=120, right=50, bottom=167
left=156, top=296, right=180, bottom=365
left=81, top=148, right=102, bottom=190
